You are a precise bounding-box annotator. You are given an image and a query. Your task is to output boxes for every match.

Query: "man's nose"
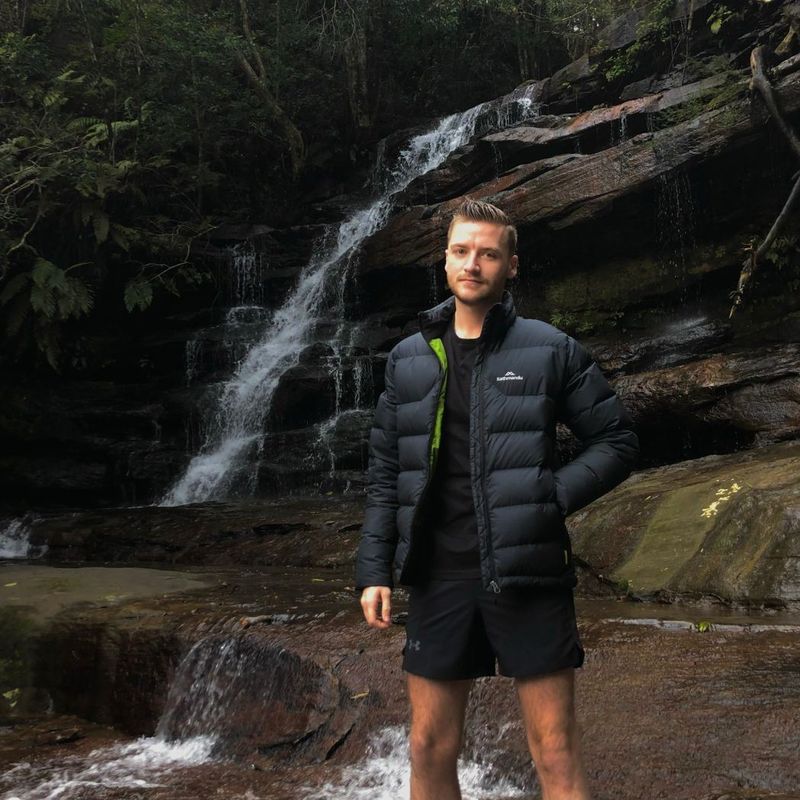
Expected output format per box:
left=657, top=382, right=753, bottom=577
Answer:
left=463, top=251, right=480, bottom=271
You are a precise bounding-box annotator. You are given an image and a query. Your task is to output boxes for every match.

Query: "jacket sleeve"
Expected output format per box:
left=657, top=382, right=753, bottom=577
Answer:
left=355, top=348, right=400, bottom=591
left=552, top=334, right=639, bottom=518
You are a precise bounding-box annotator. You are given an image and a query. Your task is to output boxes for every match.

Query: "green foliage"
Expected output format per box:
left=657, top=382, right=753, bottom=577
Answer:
left=763, top=234, right=800, bottom=271
left=695, top=620, right=711, bottom=632
left=123, top=278, right=153, bottom=312
left=0, top=5, right=231, bottom=370
left=602, top=0, right=677, bottom=84
left=550, top=308, right=624, bottom=335
left=0, top=0, right=659, bottom=370
left=648, top=70, right=745, bottom=131
left=707, top=4, right=735, bottom=35
left=615, top=578, right=636, bottom=597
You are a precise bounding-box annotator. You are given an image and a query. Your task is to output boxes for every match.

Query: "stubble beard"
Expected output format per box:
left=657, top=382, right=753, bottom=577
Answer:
left=450, top=278, right=504, bottom=309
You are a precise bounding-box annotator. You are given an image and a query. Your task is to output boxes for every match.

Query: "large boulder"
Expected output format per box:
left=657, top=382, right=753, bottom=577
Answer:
left=569, top=439, right=800, bottom=605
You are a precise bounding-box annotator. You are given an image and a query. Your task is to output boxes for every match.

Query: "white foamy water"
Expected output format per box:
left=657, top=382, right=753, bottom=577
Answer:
left=161, top=82, right=543, bottom=506
left=0, top=630, right=250, bottom=799
left=304, top=725, right=527, bottom=800
left=0, top=736, right=215, bottom=800
left=0, top=518, right=45, bottom=560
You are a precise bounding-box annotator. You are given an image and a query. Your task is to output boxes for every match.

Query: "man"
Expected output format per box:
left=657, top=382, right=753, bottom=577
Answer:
left=355, top=198, right=639, bottom=800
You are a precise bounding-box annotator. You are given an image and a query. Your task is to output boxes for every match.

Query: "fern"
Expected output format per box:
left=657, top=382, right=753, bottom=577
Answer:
left=30, top=283, right=56, bottom=317
left=66, top=116, right=105, bottom=133
left=124, top=278, right=153, bottom=312
left=55, top=276, right=94, bottom=317
left=31, top=258, right=67, bottom=291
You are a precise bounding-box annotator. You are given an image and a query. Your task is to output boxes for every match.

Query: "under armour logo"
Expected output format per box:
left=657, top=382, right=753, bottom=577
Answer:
left=497, top=370, right=523, bottom=382
left=407, top=638, right=421, bottom=652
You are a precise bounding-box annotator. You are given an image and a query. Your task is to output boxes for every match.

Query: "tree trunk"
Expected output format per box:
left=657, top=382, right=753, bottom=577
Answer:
left=234, top=0, right=305, bottom=177
left=343, top=21, right=371, bottom=138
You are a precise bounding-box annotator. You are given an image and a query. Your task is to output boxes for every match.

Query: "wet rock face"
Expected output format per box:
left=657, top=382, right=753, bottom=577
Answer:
left=156, top=632, right=343, bottom=758
left=5, top=560, right=800, bottom=800
left=28, top=497, right=364, bottom=568
left=569, top=439, right=800, bottom=606
left=36, top=618, right=181, bottom=736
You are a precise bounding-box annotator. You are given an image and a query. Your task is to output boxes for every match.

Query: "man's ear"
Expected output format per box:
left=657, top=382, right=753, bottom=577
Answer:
left=509, top=254, right=519, bottom=279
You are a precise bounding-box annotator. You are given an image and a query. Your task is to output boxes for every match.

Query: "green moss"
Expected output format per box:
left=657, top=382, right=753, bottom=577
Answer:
left=546, top=252, right=671, bottom=316
left=549, top=308, right=624, bottom=336
left=602, top=0, right=676, bottom=84
left=648, top=77, right=744, bottom=131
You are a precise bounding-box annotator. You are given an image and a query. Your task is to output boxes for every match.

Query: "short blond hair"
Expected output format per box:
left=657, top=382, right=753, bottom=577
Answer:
left=447, top=198, right=518, bottom=256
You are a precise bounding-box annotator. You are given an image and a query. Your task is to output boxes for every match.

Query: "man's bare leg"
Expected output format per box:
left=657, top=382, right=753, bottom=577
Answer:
left=406, top=673, right=473, bottom=800
left=515, top=667, right=591, bottom=800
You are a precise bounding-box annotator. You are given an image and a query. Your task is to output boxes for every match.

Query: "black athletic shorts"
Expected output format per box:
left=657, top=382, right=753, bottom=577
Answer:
left=401, top=579, right=585, bottom=680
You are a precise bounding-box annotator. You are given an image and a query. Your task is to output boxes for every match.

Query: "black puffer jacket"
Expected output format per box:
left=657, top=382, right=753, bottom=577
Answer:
left=355, top=291, right=639, bottom=593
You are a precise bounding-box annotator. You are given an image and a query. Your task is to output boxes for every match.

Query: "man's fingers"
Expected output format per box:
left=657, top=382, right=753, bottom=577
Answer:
left=360, top=587, right=392, bottom=629
left=361, top=593, right=377, bottom=625
left=380, top=588, right=392, bottom=622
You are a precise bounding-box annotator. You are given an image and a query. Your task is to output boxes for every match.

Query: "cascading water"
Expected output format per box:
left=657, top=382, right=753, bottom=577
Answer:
left=645, top=111, right=697, bottom=293
left=184, top=241, right=272, bottom=391
left=0, top=517, right=45, bottom=560
left=162, top=83, right=542, bottom=506
left=0, top=631, right=238, bottom=800
left=1, top=628, right=532, bottom=800
left=305, top=725, right=528, bottom=800
left=0, top=624, right=320, bottom=799
left=0, top=737, right=215, bottom=800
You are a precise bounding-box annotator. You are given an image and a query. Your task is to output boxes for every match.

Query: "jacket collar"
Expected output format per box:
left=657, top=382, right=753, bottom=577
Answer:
left=417, top=290, right=517, bottom=350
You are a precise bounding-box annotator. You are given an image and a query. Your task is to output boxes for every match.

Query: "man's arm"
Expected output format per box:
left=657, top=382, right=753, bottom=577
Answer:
left=552, top=334, right=639, bottom=518
left=355, top=347, right=400, bottom=600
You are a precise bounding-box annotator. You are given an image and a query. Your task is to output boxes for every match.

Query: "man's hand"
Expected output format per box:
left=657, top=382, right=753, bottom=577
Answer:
left=360, top=586, right=392, bottom=629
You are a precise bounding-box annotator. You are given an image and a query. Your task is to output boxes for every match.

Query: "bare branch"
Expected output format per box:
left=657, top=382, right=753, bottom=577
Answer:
left=730, top=46, right=800, bottom=317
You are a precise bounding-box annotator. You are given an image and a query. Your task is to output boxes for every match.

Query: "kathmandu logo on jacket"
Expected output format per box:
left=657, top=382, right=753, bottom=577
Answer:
left=497, top=370, right=523, bottom=382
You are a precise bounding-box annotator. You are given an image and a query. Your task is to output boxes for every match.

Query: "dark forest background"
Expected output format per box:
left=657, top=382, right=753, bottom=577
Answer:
left=0, top=0, right=655, bottom=369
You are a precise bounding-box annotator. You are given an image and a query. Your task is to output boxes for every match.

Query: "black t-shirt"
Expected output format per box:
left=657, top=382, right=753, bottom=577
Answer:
left=425, top=318, right=483, bottom=580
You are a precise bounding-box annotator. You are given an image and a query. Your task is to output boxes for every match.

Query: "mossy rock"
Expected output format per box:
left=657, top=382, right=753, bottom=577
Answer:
left=570, top=440, right=800, bottom=604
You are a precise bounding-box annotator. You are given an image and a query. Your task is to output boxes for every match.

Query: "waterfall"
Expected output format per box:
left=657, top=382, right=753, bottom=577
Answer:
left=162, top=84, right=543, bottom=506
left=0, top=517, right=45, bottom=560
left=645, top=111, right=697, bottom=292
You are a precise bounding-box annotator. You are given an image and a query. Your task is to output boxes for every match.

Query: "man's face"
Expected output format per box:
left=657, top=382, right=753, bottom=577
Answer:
left=444, top=219, right=518, bottom=309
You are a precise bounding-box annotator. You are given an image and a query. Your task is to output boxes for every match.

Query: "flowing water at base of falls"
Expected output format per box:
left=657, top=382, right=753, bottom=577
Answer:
left=304, top=725, right=527, bottom=800
left=0, top=736, right=216, bottom=800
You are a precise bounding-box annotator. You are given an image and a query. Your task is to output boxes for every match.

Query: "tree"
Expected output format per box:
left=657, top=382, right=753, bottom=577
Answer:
left=233, top=0, right=306, bottom=176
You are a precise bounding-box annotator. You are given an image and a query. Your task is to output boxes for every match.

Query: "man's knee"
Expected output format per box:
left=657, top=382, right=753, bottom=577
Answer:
left=409, top=724, right=463, bottom=771
left=533, top=725, right=580, bottom=776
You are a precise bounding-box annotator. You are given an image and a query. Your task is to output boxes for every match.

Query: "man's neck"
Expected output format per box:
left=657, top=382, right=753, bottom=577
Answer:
left=453, top=299, right=492, bottom=339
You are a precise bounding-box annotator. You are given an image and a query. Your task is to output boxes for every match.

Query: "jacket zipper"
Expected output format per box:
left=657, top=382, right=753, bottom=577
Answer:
left=402, top=338, right=447, bottom=579
left=474, top=356, right=501, bottom=594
